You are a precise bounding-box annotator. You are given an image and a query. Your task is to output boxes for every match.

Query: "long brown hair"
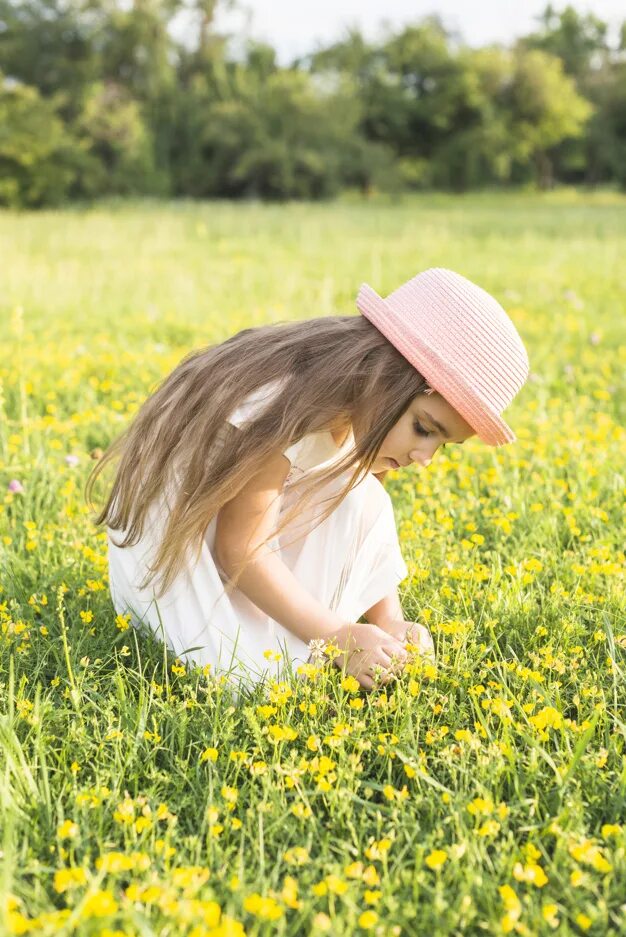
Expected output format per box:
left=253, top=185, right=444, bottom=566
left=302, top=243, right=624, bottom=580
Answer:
left=86, top=315, right=430, bottom=599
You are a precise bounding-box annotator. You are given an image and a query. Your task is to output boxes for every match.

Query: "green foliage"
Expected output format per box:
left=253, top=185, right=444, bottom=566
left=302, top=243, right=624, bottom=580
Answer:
left=74, top=81, right=167, bottom=197
left=507, top=48, right=592, bottom=188
left=174, top=62, right=397, bottom=200
left=0, top=76, right=80, bottom=206
left=0, top=1, right=625, bottom=204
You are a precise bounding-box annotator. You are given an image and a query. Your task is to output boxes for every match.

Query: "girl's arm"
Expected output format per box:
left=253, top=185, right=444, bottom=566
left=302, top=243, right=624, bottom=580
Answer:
left=366, top=471, right=403, bottom=629
left=363, top=588, right=404, bottom=630
left=216, top=450, right=406, bottom=664
left=216, top=449, right=347, bottom=644
left=364, top=589, right=435, bottom=659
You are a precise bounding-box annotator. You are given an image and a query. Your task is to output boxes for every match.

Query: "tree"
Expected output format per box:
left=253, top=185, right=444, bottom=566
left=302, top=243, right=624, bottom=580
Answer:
left=584, top=59, right=626, bottom=187
left=171, top=41, right=395, bottom=199
left=507, top=47, right=592, bottom=187
left=0, top=0, right=103, bottom=115
left=523, top=4, right=610, bottom=80
left=74, top=80, right=164, bottom=196
left=0, top=75, right=80, bottom=205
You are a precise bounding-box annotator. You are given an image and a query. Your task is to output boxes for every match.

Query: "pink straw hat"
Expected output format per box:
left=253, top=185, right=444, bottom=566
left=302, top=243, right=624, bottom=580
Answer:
left=356, top=267, right=529, bottom=446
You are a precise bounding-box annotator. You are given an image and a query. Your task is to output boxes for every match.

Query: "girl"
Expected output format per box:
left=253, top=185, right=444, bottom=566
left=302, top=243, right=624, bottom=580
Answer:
left=87, top=267, right=529, bottom=693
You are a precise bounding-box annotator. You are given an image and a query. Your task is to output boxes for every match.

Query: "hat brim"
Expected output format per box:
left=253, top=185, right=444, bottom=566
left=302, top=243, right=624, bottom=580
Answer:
left=356, top=282, right=517, bottom=447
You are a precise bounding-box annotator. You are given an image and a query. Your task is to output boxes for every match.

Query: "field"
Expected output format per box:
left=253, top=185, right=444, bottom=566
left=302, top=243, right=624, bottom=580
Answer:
left=1, top=191, right=625, bottom=936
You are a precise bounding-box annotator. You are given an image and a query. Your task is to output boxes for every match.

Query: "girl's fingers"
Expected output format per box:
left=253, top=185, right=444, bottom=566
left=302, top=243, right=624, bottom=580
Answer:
left=382, top=644, right=408, bottom=661
left=368, top=660, right=396, bottom=685
left=372, top=651, right=395, bottom=674
left=380, top=647, right=408, bottom=674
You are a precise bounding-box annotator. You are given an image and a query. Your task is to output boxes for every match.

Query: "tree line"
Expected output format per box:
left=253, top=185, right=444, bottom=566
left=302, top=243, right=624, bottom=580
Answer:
left=1, top=0, right=625, bottom=207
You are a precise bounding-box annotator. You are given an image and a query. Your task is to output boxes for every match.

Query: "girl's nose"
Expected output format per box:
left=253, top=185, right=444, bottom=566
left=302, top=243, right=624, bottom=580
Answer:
left=409, top=442, right=440, bottom=466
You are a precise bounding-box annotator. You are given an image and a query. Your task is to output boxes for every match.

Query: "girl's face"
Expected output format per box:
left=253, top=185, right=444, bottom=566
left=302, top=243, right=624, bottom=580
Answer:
left=371, top=391, right=476, bottom=472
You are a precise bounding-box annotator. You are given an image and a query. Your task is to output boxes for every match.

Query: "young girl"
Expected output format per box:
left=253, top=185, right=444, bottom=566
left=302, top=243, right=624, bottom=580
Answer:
left=88, top=267, right=529, bottom=693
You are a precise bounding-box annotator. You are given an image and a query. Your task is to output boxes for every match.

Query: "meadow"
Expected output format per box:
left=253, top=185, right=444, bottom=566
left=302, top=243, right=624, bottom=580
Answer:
left=0, top=191, right=625, bottom=936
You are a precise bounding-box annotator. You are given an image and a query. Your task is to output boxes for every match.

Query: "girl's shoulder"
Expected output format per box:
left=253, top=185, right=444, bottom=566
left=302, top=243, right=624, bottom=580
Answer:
left=223, top=379, right=351, bottom=476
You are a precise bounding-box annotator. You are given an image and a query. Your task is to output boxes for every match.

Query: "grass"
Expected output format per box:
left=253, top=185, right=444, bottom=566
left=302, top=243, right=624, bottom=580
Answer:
left=0, top=190, right=625, bottom=936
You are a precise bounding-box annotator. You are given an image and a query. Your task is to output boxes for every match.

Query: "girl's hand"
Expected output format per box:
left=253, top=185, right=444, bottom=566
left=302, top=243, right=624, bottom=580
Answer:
left=332, top=622, right=408, bottom=691
left=382, top=619, right=435, bottom=660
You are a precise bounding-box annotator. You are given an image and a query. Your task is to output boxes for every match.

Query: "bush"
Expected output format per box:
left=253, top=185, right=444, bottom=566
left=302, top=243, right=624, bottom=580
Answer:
left=0, top=76, right=79, bottom=207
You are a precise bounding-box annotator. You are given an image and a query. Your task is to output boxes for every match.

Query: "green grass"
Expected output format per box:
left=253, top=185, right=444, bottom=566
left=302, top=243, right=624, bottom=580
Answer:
left=0, top=191, right=625, bottom=936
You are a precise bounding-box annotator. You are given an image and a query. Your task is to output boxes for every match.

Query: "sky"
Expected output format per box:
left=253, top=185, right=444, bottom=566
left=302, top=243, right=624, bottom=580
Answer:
left=205, top=0, right=626, bottom=64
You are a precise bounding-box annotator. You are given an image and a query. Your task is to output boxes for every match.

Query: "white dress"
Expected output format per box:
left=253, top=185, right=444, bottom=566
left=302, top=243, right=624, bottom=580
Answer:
left=106, top=378, right=408, bottom=689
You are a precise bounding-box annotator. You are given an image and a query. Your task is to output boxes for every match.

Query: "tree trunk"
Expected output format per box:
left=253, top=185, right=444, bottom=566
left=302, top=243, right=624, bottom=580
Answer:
left=535, top=150, right=554, bottom=189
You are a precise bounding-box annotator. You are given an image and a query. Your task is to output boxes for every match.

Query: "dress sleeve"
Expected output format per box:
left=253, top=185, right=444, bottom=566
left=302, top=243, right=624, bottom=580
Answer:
left=225, top=379, right=305, bottom=468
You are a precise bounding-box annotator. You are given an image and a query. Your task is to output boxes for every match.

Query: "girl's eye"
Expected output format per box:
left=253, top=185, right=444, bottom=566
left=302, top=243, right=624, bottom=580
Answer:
left=413, top=420, right=431, bottom=437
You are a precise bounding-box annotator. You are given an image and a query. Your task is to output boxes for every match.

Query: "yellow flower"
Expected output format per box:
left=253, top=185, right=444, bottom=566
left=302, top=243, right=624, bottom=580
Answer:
left=364, top=838, right=392, bottom=860
left=363, top=865, right=380, bottom=886
left=126, top=883, right=163, bottom=903
left=53, top=867, right=87, bottom=893
left=522, top=557, right=543, bottom=572
left=243, top=894, right=283, bottom=920
left=291, top=803, right=312, bottom=819
left=529, top=706, right=563, bottom=731
left=542, top=903, right=559, bottom=927
left=498, top=883, right=522, bottom=932
left=267, top=723, right=298, bottom=742
left=467, top=796, right=494, bottom=816
left=82, top=890, right=118, bottom=917
left=569, top=840, right=612, bottom=873
left=134, top=816, right=152, bottom=834
left=341, top=675, right=360, bottom=693
left=425, top=849, right=447, bottom=870
left=364, top=889, right=382, bottom=904
left=115, top=613, right=131, bottom=631
left=113, top=799, right=135, bottom=824
left=477, top=820, right=500, bottom=837
left=281, top=875, right=301, bottom=909
left=358, top=910, right=378, bottom=929
left=57, top=820, right=79, bottom=839
left=454, top=729, right=473, bottom=743
left=284, top=847, right=309, bottom=865
left=200, top=747, right=218, bottom=763
left=171, top=866, right=210, bottom=889
left=96, top=851, right=150, bottom=873
left=221, top=786, right=238, bottom=807
left=325, top=874, right=348, bottom=895
left=512, top=862, right=548, bottom=887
